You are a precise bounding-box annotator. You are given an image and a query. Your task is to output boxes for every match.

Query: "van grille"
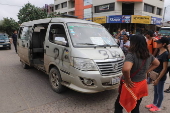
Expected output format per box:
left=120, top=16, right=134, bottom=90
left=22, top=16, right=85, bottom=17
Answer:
left=96, top=59, right=123, bottom=76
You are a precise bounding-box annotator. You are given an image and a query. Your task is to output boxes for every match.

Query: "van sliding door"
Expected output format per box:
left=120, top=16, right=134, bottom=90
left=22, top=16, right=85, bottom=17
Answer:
left=17, top=26, right=32, bottom=65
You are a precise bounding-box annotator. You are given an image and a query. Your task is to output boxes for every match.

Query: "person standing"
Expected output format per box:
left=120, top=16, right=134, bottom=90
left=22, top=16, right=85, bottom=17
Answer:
left=145, top=37, right=169, bottom=112
left=120, top=34, right=130, bottom=56
left=12, top=30, right=18, bottom=53
left=121, top=29, right=126, bottom=35
left=145, top=30, right=158, bottom=57
left=114, top=35, right=159, bottom=113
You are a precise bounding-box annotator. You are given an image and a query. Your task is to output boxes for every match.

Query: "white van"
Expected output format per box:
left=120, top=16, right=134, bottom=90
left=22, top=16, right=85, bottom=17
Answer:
left=17, top=18, right=124, bottom=93
left=159, top=27, right=170, bottom=36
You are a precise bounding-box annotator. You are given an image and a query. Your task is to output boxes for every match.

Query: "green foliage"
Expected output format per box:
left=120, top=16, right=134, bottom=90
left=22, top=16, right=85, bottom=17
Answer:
left=18, top=3, right=47, bottom=24
left=47, top=12, right=61, bottom=18
left=0, top=18, right=19, bottom=36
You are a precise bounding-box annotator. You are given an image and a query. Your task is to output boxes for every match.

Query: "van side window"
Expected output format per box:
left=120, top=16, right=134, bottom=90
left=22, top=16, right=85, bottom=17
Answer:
left=49, top=24, right=68, bottom=46
left=19, top=27, right=32, bottom=40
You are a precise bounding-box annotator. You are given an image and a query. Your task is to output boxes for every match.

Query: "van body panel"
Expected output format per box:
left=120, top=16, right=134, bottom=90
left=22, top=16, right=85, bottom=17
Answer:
left=64, top=66, right=122, bottom=93
left=71, top=47, right=124, bottom=60
left=18, top=18, right=125, bottom=93
left=17, top=27, right=32, bottom=65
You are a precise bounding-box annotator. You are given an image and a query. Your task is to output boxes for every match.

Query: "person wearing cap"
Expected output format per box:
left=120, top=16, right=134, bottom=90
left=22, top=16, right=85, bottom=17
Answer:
left=145, top=37, right=169, bottom=112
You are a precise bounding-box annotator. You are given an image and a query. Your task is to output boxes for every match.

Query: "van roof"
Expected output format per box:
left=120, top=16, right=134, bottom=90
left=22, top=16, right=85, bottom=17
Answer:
left=21, top=18, right=100, bottom=26
left=160, top=27, right=170, bottom=28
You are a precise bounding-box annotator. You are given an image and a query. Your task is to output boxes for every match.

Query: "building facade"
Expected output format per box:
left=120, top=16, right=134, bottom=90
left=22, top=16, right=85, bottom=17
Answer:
left=93, top=0, right=164, bottom=18
left=54, top=0, right=165, bottom=33
left=42, top=4, right=54, bottom=15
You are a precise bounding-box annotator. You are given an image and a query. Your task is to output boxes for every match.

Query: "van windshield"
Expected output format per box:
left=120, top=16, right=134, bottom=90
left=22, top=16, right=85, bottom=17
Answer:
left=67, top=23, right=117, bottom=47
left=159, top=28, right=170, bottom=36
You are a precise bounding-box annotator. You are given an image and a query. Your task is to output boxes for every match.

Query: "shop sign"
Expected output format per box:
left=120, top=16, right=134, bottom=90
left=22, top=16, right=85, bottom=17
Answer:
left=156, top=18, right=162, bottom=25
left=117, top=0, right=143, bottom=2
left=84, top=18, right=92, bottom=21
left=151, top=17, right=157, bottom=24
left=151, top=17, right=162, bottom=25
left=84, top=16, right=106, bottom=24
left=122, top=15, right=131, bottom=23
left=93, top=16, right=106, bottom=24
left=107, top=15, right=122, bottom=23
left=131, top=15, right=151, bottom=24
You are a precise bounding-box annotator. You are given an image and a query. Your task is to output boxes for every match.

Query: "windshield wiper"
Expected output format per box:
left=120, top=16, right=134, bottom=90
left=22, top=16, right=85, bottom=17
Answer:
left=98, top=44, right=118, bottom=47
left=76, top=43, right=98, bottom=45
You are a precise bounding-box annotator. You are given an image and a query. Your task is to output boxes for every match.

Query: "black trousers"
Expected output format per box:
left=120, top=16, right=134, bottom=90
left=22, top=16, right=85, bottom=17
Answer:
left=114, top=94, right=142, bottom=113
left=13, top=42, right=17, bottom=52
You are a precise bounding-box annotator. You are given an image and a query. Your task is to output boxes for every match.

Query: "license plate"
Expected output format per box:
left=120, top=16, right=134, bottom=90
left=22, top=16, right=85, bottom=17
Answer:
left=110, top=77, right=120, bottom=85
left=0, top=45, right=3, bottom=47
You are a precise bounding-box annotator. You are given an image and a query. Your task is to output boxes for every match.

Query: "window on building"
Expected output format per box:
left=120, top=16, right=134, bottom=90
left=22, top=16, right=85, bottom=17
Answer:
left=62, top=2, right=67, bottom=8
left=55, top=4, right=60, bottom=10
left=144, top=3, right=154, bottom=13
left=95, top=3, right=115, bottom=13
left=157, top=8, right=162, bottom=15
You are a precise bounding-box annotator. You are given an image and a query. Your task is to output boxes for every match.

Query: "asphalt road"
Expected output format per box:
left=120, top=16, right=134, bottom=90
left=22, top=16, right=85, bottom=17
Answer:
left=1, top=45, right=170, bottom=113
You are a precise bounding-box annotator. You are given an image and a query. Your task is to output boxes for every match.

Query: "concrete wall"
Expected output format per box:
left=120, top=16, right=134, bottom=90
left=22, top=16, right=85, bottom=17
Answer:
left=143, top=0, right=164, bottom=18
left=93, top=0, right=122, bottom=17
left=53, top=0, right=164, bottom=19
left=54, top=0, right=69, bottom=14
left=134, top=2, right=143, bottom=15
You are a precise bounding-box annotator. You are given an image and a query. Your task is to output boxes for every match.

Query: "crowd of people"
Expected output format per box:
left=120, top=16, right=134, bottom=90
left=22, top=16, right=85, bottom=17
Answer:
left=114, top=29, right=170, bottom=113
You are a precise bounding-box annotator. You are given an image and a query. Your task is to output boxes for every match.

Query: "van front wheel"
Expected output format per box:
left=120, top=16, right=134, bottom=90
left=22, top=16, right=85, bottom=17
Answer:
left=49, top=67, right=66, bottom=93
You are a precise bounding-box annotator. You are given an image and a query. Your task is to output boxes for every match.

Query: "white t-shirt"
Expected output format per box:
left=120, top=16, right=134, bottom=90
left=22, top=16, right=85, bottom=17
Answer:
left=120, top=40, right=130, bottom=55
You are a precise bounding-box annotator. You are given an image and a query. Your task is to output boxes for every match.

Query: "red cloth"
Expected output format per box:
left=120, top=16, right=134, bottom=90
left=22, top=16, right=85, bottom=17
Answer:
left=119, top=79, right=148, bottom=113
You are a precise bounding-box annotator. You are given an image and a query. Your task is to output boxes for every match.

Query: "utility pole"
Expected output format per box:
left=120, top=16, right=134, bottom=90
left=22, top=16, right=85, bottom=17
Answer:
left=163, top=7, right=166, bottom=22
left=91, top=5, right=93, bottom=22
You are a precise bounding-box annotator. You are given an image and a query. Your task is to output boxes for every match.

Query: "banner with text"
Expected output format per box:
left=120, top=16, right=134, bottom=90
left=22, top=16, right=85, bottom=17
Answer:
left=151, top=17, right=162, bottom=25
left=131, top=15, right=151, bottom=24
left=122, top=15, right=131, bottom=23
left=107, top=15, right=122, bottom=23
left=93, top=16, right=107, bottom=24
left=85, top=16, right=107, bottom=24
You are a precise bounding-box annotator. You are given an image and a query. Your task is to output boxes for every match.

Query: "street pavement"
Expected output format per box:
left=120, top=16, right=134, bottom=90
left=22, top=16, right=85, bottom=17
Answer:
left=1, top=45, right=170, bottom=113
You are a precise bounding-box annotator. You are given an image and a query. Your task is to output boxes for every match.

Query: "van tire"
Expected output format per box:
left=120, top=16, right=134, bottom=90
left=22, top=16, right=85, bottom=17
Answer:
left=22, top=62, right=29, bottom=69
left=49, top=67, right=66, bottom=93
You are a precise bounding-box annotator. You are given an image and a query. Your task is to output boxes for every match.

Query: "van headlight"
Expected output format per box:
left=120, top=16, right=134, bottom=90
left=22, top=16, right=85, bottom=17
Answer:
left=73, top=58, right=98, bottom=71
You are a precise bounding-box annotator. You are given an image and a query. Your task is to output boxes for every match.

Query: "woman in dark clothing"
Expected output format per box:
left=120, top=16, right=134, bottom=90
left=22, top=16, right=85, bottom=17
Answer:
left=114, top=35, right=159, bottom=113
left=146, top=37, right=169, bottom=112
left=12, top=30, right=17, bottom=53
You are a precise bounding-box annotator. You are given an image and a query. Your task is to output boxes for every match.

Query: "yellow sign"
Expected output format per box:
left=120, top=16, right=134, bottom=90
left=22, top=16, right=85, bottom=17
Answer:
left=85, top=16, right=106, bottom=24
left=93, top=16, right=106, bottom=24
left=131, top=15, right=151, bottom=24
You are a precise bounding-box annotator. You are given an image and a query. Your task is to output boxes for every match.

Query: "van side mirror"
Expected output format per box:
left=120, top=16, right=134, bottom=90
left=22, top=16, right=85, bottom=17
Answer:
left=54, top=37, right=67, bottom=46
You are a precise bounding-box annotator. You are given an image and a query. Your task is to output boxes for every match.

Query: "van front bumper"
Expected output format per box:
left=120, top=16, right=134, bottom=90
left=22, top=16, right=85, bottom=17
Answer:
left=64, top=67, right=122, bottom=93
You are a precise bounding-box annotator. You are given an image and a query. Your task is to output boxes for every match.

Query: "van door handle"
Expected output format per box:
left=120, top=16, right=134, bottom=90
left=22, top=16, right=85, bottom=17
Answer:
left=46, top=45, right=49, bottom=48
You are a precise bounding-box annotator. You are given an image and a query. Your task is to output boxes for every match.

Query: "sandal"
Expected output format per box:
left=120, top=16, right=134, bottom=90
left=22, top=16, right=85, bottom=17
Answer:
left=164, top=88, right=170, bottom=92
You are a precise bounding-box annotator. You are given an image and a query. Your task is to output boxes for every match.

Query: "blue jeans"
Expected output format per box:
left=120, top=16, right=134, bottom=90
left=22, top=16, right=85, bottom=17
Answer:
left=153, top=81, right=165, bottom=108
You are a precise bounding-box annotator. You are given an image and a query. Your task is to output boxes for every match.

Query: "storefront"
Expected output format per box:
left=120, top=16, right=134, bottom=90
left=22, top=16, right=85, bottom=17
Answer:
left=85, top=15, right=162, bottom=35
